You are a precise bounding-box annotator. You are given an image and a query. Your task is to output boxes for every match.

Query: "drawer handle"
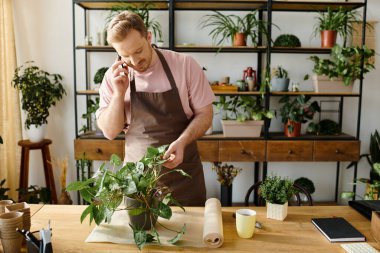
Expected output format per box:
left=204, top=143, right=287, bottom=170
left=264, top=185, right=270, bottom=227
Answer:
left=240, top=149, right=253, bottom=156
left=335, top=149, right=341, bottom=154
left=95, top=148, right=102, bottom=154
left=288, top=150, right=294, bottom=154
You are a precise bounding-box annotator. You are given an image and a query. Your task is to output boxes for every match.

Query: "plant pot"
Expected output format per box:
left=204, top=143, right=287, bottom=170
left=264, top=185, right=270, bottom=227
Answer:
left=320, top=30, right=337, bottom=48
left=125, top=197, right=158, bottom=230
left=221, top=120, right=264, bottom=137
left=26, top=124, right=46, bottom=143
left=271, top=78, right=290, bottom=91
left=220, top=184, right=233, bottom=207
left=365, top=183, right=379, bottom=200
left=312, top=75, right=354, bottom=93
left=284, top=120, right=301, bottom=137
left=233, top=33, right=246, bottom=46
left=267, top=202, right=288, bottom=221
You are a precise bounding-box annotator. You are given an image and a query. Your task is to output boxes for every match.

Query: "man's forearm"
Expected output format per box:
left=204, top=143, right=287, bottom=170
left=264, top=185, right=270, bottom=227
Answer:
left=97, top=94, right=126, bottom=140
left=177, top=104, right=213, bottom=146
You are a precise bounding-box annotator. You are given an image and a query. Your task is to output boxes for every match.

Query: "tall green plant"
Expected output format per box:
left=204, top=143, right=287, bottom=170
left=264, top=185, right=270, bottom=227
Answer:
left=313, top=7, right=359, bottom=46
left=105, top=2, right=162, bottom=41
left=12, top=62, right=66, bottom=129
left=199, top=11, right=269, bottom=47
left=67, top=145, right=189, bottom=250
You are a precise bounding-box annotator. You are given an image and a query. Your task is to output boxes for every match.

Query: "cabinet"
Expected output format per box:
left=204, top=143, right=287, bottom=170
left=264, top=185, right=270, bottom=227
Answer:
left=72, top=0, right=367, bottom=202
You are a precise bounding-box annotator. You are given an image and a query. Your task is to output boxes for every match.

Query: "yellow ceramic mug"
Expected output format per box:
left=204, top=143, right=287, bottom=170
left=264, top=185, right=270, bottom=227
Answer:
left=236, top=209, right=256, bottom=238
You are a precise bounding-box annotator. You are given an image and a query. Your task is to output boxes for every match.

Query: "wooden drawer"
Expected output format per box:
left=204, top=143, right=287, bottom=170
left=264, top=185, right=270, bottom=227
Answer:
left=197, top=141, right=219, bottom=162
left=267, top=141, right=313, bottom=161
left=314, top=141, right=360, bottom=161
left=74, top=139, right=124, bottom=160
left=219, top=141, right=266, bottom=161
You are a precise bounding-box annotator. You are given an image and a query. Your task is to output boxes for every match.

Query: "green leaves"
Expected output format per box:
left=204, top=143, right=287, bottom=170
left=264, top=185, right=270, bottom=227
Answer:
left=259, top=175, right=296, bottom=205
left=167, top=224, right=186, bottom=244
left=66, top=144, right=187, bottom=249
left=12, top=62, right=66, bottom=129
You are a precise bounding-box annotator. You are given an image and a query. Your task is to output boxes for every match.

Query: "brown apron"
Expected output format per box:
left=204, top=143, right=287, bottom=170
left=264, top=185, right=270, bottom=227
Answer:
left=124, top=49, right=206, bottom=206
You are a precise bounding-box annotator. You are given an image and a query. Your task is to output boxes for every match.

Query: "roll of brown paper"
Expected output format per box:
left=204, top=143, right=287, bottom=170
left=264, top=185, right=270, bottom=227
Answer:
left=203, top=198, right=224, bottom=248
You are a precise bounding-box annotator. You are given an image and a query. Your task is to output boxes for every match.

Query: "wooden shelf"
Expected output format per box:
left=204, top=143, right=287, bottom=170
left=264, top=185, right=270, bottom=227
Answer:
left=271, top=1, right=365, bottom=12
left=268, top=132, right=357, bottom=140
left=77, top=90, right=99, bottom=95
left=174, top=0, right=267, bottom=10
left=270, top=46, right=331, bottom=54
left=74, top=0, right=169, bottom=10
left=270, top=91, right=360, bottom=97
left=175, top=45, right=266, bottom=53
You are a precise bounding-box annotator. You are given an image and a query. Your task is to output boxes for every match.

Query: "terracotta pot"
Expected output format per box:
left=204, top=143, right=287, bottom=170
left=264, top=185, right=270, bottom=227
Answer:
left=320, top=30, right=337, bottom=48
left=233, top=33, right=246, bottom=46
left=284, top=120, right=301, bottom=137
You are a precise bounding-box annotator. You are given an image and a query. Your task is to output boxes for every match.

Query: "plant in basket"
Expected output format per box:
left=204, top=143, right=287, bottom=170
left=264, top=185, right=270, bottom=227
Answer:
left=66, top=145, right=190, bottom=250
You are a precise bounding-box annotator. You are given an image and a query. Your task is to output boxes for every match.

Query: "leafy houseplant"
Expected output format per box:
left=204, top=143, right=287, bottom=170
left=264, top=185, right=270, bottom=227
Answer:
left=199, top=11, right=268, bottom=48
left=309, top=44, right=375, bottom=88
left=279, top=95, right=321, bottom=137
left=306, top=119, right=341, bottom=136
left=106, top=2, right=162, bottom=42
left=66, top=145, right=190, bottom=250
left=93, top=67, right=109, bottom=86
left=12, top=62, right=66, bottom=130
left=313, top=7, right=359, bottom=47
left=214, top=96, right=274, bottom=137
left=80, top=97, right=100, bottom=134
left=271, top=66, right=290, bottom=91
left=273, top=34, right=301, bottom=47
left=294, top=177, right=315, bottom=195
left=259, top=175, right=296, bottom=221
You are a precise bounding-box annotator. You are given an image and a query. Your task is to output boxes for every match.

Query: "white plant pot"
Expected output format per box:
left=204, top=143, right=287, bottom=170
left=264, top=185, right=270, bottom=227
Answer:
left=267, top=202, right=288, bottom=221
left=221, top=120, right=264, bottom=137
left=26, top=124, right=46, bottom=143
left=312, top=74, right=354, bottom=93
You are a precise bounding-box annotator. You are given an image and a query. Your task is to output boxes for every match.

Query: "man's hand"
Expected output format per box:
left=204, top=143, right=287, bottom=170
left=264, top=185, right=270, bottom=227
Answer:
left=110, top=59, right=129, bottom=96
left=163, top=140, right=186, bottom=169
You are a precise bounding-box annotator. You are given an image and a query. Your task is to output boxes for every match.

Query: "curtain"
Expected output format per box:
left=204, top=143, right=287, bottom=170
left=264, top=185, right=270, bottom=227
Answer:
left=0, top=0, right=22, bottom=200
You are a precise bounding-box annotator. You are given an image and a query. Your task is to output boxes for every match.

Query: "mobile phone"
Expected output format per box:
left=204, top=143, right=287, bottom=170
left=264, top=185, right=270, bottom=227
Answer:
left=117, top=54, right=121, bottom=61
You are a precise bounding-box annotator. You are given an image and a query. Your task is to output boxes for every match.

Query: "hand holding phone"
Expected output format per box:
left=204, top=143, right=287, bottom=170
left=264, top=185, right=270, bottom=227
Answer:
left=110, top=54, right=129, bottom=96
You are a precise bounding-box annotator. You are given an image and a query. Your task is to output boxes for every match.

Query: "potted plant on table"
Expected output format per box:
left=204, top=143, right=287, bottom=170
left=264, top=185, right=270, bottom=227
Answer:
left=271, top=66, right=290, bottom=91
left=12, top=62, right=66, bottom=142
left=66, top=145, right=189, bottom=250
left=313, top=7, right=359, bottom=48
left=308, top=44, right=375, bottom=92
left=343, top=130, right=380, bottom=200
left=259, top=175, right=296, bottom=221
left=199, top=10, right=269, bottom=50
left=214, top=95, right=274, bottom=137
left=279, top=95, right=321, bottom=137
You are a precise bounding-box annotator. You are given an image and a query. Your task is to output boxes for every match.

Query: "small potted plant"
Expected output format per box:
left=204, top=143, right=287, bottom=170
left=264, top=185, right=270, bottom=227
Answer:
left=313, top=7, right=359, bottom=48
left=212, top=163, right=242, bottom=206
left=67, top=145, right=189, bottom=250
left=259, top=175, right=296, bottom=221
left=199, top=11, right=269, bottom=49
left=309, top=44, right=375, bottom=92
left=214, top=95, right=274, bottom=137
left=279, top=95, right=321, bottom=137
left=12, top=62, right=66, bottom=142
left=271, top=66, right=290, bottom=91
left=79, top=97, right=100, bottom=134
left=343, top=130, right=380, bottom=200
left=273, top=34, right=301, bottom=48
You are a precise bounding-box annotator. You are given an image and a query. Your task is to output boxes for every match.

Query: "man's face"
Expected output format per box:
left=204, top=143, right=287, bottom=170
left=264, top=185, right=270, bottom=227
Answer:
left=113, top=29, right=152, bottom=73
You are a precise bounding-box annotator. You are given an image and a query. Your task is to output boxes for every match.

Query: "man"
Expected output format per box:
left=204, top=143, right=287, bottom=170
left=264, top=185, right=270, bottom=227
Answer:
left=96, top=11, right=215, bottom=206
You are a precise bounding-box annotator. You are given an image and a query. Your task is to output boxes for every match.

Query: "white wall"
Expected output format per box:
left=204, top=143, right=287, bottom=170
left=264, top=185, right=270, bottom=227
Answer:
left=12, top=0, right=380, bottom=204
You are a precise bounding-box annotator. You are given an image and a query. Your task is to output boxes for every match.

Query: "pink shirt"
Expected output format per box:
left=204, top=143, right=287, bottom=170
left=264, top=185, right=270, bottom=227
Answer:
left=96, top=49, right=215, bottom=126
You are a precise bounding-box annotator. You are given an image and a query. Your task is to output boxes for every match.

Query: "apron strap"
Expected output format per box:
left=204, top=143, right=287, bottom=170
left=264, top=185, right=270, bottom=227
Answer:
left=155, top=49, right=178, bottom=91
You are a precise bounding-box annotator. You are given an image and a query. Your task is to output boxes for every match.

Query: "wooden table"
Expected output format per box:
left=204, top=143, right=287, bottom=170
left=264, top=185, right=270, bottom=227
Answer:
left=26, top=205, right=379, bottom=253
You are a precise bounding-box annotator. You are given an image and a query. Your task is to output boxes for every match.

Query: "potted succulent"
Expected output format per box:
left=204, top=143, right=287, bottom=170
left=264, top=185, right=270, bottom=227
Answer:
left=273, top=34, right=301, bottom=48
left=66, top=145, right=189, bottom=250
left=271, top=66, right=290, bottom=91
left=212, top=162, right=242, bottom=207
left=12, top=62, right=66, bottom=142
left=106, top=2, right=162, bottom=42
left=259, top=175, right=296, bottom=221
left=313, top=7, right=359, bottom=48
left=199, top=10, right=269, bottom=49
left=309, top=44, right=375, bottom=92
left=279, top=95, right=321, bottom=137
left=214, top=95, right=274, bottom=137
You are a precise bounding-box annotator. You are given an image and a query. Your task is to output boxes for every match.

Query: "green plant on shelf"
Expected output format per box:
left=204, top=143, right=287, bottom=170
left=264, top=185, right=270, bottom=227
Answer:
left=80, top=97, right=100, bottom=134
left=272, top=66, right=289, bottom=79
left=214, top=95, right=274, bottom=122
left=273, top=34, right=301, bottom=48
